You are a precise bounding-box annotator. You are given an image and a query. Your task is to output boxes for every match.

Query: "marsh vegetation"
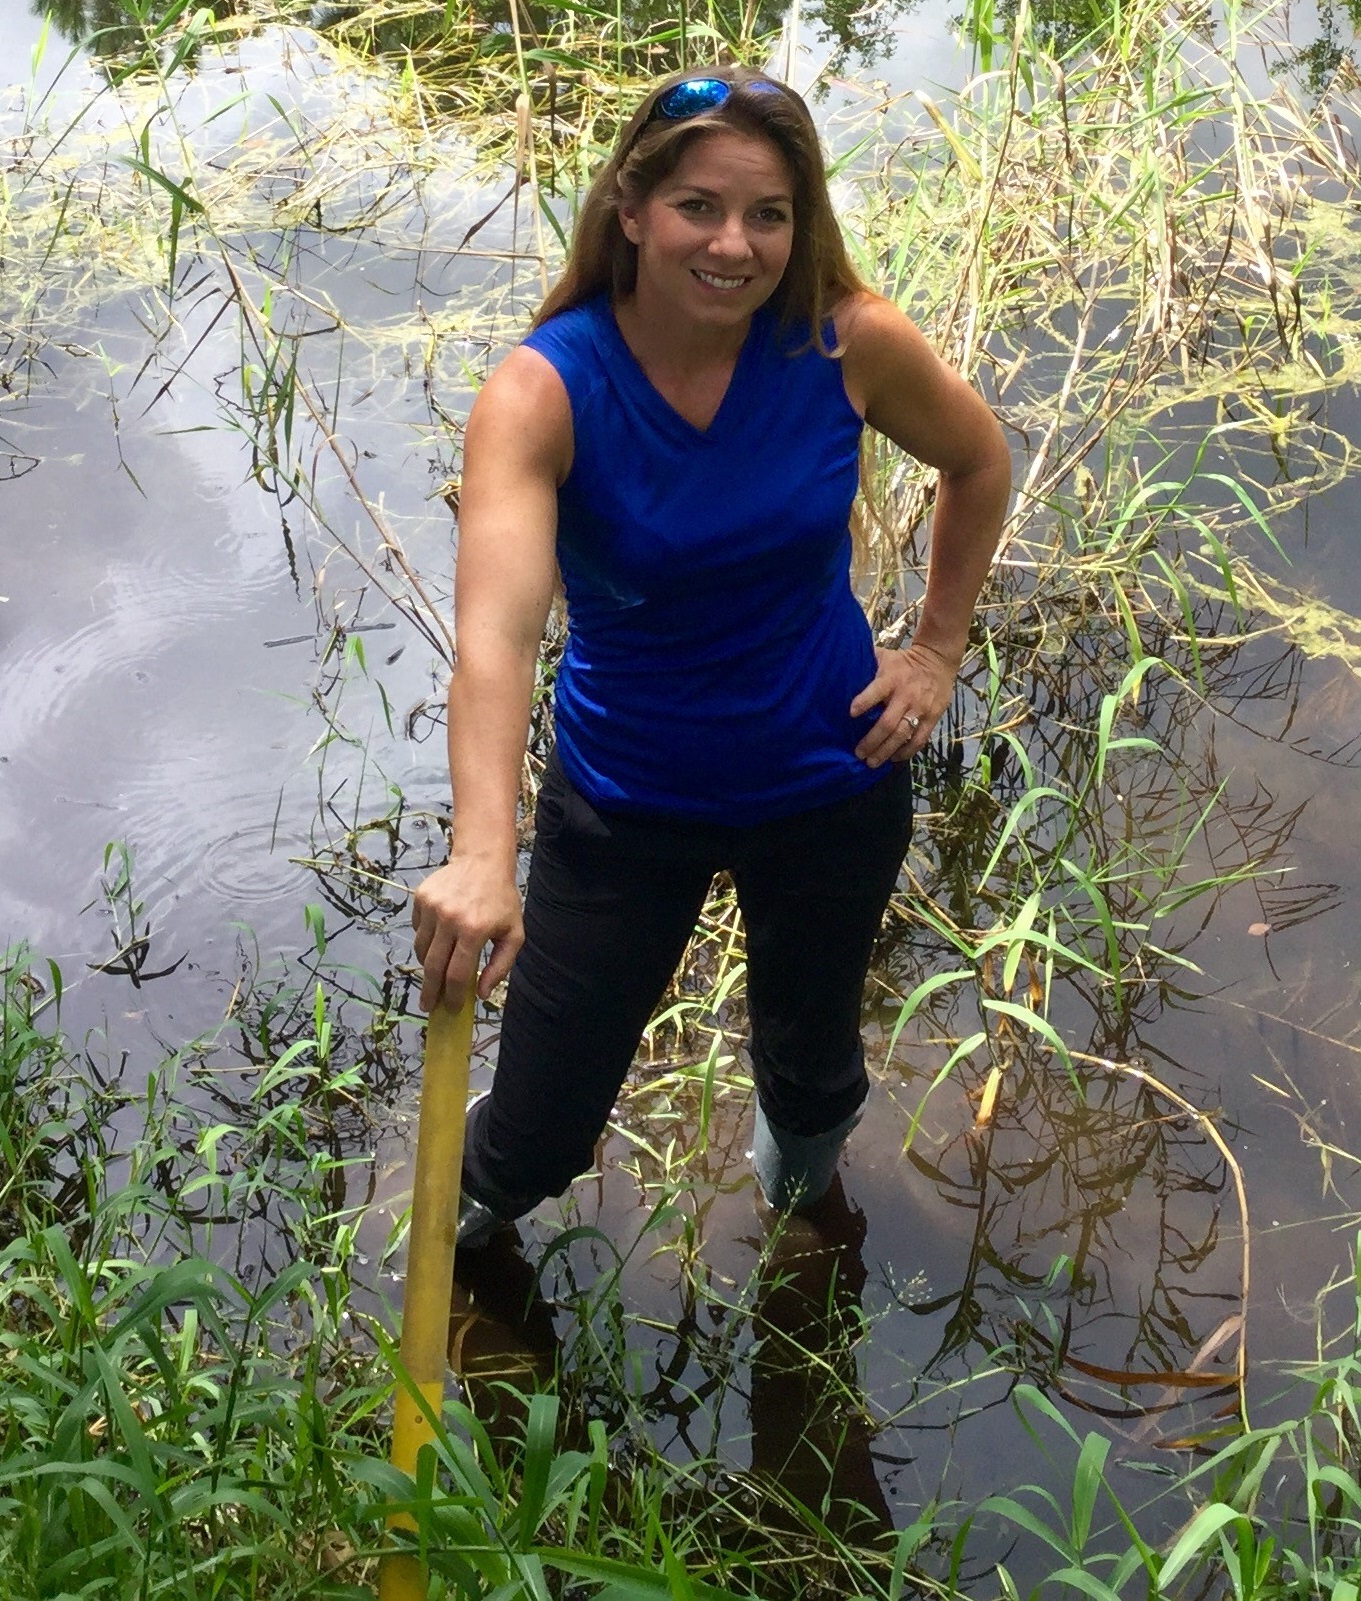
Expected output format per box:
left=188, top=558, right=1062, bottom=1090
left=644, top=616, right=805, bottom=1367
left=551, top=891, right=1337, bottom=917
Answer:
left=6, top=0, right=1361, bottom=1594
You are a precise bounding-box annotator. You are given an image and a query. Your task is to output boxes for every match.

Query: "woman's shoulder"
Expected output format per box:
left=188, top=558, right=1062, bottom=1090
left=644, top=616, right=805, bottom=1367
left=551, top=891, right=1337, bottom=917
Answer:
left=831, top=289, right=914, bottom=351
left=523, top=293, right=611, bottom=357
left=519, top=294, right=616, bottom=417
left=472, top=344, right=575, bottom=483
left=770, top=290, right=908, bottom=365
left=833, top=291, right=948, bottom=416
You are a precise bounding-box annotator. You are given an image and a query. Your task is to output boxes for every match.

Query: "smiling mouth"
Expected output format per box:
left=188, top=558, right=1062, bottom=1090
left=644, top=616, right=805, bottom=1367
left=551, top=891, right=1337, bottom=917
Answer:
left=693, top=270, right=749, bottom=290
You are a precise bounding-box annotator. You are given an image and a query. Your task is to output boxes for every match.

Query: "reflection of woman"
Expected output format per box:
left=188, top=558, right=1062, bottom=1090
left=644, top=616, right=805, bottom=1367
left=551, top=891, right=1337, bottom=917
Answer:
left=412, top=67, right=1010, bottom=1244
left=748, top=1179, right=894, bottom=1537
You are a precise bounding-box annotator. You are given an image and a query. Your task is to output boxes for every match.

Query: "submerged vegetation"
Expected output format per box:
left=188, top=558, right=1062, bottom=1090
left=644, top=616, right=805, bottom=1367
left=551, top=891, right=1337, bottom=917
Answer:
left=6, top=0, right=1361, bottom=1593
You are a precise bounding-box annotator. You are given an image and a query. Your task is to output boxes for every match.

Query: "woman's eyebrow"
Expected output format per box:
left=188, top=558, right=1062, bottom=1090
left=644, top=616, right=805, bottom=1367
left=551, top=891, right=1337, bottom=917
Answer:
left=675, top=183, right=794, bottom=204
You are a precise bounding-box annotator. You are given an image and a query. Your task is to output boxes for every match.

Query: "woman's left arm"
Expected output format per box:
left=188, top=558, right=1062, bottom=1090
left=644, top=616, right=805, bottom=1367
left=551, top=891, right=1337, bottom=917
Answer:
left=840, top=293, right=1012, bottom=768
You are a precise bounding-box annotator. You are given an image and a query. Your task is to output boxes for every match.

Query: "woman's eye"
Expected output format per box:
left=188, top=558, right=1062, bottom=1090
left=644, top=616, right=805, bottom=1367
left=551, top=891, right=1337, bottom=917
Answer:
left=757, top=207, right=791, bottom=225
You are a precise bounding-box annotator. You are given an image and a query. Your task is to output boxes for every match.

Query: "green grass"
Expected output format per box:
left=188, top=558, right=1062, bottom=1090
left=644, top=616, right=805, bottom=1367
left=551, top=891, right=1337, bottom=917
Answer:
left=7, top=941, right=1361, bottom=1597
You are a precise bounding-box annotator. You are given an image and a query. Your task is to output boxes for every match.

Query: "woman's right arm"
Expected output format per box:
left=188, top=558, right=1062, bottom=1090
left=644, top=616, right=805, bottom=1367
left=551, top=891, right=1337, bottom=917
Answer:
left=411, top=348, right=571, bottom=1012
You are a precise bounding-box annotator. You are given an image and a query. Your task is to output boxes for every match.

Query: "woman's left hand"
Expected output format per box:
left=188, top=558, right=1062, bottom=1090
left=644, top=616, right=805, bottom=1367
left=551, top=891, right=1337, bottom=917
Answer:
left=850, top=643, right=957, bottom=768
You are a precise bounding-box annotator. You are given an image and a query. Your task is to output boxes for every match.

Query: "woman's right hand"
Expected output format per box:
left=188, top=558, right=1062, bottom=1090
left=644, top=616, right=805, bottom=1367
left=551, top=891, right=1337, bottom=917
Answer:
left=411, top=855, right=524, bottom=1013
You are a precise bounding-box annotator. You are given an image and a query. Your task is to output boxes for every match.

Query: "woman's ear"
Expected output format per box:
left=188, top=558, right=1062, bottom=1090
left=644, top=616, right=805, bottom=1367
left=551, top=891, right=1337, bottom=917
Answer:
left=616, top=186, right=643, bottom=245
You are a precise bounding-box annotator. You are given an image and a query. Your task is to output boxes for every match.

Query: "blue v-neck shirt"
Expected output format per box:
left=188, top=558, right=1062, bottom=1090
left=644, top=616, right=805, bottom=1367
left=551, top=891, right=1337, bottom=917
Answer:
left=521, top=293, right=885, bottom=824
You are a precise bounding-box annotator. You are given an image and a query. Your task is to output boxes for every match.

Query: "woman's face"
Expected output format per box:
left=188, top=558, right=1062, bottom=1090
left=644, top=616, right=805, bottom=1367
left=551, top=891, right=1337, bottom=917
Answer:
left=618, top=129, right=796, bottom=330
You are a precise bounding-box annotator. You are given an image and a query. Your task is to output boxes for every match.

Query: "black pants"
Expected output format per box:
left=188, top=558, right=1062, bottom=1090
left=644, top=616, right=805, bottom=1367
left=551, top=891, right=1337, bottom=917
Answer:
left=462, top=753, right=914, bottom=1220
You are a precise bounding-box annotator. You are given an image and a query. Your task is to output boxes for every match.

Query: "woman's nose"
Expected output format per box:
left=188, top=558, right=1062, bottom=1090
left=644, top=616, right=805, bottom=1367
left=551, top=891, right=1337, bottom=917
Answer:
left=709, top=214, right=753, bottom=259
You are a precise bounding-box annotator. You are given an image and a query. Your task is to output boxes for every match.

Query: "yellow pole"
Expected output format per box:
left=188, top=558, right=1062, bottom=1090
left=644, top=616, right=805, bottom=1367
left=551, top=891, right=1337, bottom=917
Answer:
left=378, top=996, right=475, bottom=1601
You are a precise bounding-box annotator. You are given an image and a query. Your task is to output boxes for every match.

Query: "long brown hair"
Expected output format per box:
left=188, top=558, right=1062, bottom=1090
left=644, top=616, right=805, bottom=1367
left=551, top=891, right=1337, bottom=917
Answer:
left=533, top=66, right=869, bottom=351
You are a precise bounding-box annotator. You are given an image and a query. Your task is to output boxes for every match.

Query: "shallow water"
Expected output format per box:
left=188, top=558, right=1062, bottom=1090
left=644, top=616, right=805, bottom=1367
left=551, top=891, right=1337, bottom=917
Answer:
left=5, top=0, right=1361, bottom=1580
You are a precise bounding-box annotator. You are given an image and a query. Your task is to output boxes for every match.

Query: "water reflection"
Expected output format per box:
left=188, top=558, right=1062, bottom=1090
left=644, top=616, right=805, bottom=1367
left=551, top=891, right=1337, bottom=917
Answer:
left=983, top=0, right=1169, bottom=56
left=745, top=1180, right=895, bottom=1537
left=36, top=0, right=235, bottom=63
left=901, top=1046, right=1245, bottom=1448
left=980, top=0, right=1100, bottom=55
left=36, top=0, right=795, bottom=75
left=450, top=1235, right=559, bottom=1439
left=876, top=614, right=1350, bottom=1441
left=449, top=1177, right=896, bottom=1544
left=1292, top=0, right=1361, bottom=96
left=36, top=0, right=1361, bottom=84
left=310, top=0, right=926, bottom=79
left=978, top=0, right=1361, bottom=79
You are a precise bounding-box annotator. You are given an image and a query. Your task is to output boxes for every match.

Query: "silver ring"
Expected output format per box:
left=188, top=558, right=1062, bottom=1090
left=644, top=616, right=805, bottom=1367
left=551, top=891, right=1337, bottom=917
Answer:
left=905, top=714, right=921, bottom=732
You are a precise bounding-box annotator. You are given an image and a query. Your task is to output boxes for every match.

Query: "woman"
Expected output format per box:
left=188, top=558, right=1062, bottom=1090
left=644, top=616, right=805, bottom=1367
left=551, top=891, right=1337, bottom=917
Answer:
left=412, top=67, right=1011, bottom=1244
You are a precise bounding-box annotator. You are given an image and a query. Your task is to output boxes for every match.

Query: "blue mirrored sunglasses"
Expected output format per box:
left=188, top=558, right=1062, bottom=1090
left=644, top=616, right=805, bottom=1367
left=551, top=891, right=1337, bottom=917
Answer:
left=646, top=76, right=788, bottom=126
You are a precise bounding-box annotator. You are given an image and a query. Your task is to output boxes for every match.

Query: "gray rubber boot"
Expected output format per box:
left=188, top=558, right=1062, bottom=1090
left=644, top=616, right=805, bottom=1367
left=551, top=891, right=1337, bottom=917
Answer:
left=751, top=1099, right=866, bottom=1212
left=456, top=1190, right=506, bottom=1251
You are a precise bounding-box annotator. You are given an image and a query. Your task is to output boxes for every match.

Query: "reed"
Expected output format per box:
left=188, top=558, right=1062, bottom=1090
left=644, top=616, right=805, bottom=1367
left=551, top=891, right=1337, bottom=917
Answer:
left=5, top=944, right=1361, bottom=1596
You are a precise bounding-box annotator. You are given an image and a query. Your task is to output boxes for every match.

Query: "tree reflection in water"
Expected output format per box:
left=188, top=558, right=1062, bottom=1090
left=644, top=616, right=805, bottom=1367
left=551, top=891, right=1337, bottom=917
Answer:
left=37, top=0, right=235, bottom=64
left=44, top=0, right=1361, bottom=88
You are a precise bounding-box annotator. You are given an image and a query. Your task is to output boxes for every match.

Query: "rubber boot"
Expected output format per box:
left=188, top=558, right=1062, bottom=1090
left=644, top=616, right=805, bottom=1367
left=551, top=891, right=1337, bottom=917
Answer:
left=751, top=1099, right=866, bottom=1213
left=456, top=1191, right=506, bottom=1251
left=456, top=1091, right=512, bottom=1251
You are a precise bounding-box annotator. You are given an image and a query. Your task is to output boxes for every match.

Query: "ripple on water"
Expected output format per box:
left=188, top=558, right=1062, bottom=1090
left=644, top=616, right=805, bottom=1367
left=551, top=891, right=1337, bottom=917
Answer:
left=1, top=541, right=299, bottom=787
left=199, top=823, right=312, bottom=904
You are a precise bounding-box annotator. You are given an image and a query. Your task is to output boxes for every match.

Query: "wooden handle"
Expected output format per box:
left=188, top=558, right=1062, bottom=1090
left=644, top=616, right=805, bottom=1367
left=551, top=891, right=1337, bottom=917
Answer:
left=378, top=996, right=475, bottom=1601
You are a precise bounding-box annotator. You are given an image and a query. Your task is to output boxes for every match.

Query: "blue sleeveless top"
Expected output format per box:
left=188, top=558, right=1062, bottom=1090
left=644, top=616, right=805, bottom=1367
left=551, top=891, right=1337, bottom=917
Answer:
left=521, top=294, right=883, bottom=825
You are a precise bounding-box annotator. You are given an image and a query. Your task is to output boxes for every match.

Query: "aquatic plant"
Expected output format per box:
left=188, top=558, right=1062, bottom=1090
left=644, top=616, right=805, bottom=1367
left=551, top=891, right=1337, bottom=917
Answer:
left=4, top=950, right=1361, bottom=1596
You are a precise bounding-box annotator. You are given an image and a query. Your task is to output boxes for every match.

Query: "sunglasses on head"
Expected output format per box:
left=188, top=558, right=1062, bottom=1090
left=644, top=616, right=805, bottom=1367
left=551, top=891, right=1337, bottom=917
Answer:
left=644, top=75, right=789, bottom=128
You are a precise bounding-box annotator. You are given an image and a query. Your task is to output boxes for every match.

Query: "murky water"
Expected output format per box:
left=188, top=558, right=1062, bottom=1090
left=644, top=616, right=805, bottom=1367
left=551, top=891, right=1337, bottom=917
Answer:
left=5, top=0, right=1361, bottom=1580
